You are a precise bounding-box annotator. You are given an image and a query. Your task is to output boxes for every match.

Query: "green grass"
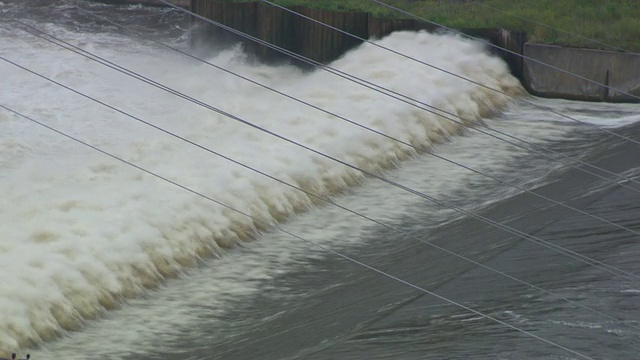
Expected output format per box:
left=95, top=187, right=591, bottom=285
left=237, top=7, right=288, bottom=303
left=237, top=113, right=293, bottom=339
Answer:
left=217, top=0, right=640, bottom=51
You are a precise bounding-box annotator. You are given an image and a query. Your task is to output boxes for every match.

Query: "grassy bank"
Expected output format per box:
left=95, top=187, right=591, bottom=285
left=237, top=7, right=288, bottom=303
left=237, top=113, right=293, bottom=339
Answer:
left=220, top=0, right=640, bottom=52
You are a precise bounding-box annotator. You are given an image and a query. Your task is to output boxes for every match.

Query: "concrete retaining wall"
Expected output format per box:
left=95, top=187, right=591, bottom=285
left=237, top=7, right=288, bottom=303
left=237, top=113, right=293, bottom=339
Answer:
left=190, top=2, right=370, bottom=65
left=523, top=43, right=640, bottom=102
left=189, top=0, right=526, bottom=77
left=189, top=1, right=427, bottom=65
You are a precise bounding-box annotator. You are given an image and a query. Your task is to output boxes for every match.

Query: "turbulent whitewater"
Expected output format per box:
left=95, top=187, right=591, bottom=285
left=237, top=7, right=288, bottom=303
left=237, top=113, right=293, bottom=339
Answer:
left=0, top=11, right=525, bottom=350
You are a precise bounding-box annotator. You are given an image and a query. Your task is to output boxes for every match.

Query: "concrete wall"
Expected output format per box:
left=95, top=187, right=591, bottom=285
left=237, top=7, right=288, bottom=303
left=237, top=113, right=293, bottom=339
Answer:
left=523, top=43, right=640, bottom=102
left=188, top=1, right=638, bottom=103
left=190, top=1, right=420, bottom=66
left=189, top=0, right=526, bottom=77
left=189, top=2, right=371, bottom=65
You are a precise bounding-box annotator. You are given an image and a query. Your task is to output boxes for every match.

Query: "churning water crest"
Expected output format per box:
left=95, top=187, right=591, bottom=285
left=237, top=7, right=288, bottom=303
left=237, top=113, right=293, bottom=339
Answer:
left=0, top=8, right=523, bottom=349
left=1, top=2, right=640, bottom=359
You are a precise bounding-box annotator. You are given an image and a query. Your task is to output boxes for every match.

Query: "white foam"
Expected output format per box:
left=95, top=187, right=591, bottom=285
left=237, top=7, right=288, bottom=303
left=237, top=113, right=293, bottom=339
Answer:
left=0, top=23, right=523, bottom=351
left=32, top=112, right=568, bottom=359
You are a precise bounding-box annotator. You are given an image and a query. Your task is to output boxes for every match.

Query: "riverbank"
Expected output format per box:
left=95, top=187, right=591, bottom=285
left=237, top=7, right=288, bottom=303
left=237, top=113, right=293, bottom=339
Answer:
left=91, top=0, right=640, bottom=103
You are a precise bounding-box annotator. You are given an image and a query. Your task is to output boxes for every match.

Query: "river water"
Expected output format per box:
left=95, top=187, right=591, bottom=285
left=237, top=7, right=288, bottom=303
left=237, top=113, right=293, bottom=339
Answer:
left=1, top=1, right=639, bottom=359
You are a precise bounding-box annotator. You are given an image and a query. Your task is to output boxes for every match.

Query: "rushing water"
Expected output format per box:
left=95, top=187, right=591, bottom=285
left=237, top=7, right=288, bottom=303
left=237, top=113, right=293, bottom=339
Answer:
left=1, top=1, right=640, bottom=359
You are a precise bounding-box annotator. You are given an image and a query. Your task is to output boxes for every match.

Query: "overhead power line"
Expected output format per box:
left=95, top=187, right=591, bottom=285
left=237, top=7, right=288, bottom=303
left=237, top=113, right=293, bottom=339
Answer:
left=0, top=103, right=597, bottom=360
left=1, top=44, right=637, bottom=284
left=1, top=14, right=638, bottom=344
left=59, top=11, right=640, bottom=242
left=364, top=0, right=640, bottom=103
left=261, top=0, right=640, bottom=144
left=143, top=2, right=640, bottom=193
left=3, top=7, right=636, bottom=356
left=4, top=16, right=639, bottom=281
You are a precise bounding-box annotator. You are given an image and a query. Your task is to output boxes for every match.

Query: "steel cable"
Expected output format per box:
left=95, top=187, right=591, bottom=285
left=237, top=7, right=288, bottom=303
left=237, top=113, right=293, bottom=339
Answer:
left=66, top=9, right=640, bottom=241
left=1, top=50, right=637, bottom=283
left=0, top=103, right=597, bottom=360
left=145, top=2, right=640, bottom=191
